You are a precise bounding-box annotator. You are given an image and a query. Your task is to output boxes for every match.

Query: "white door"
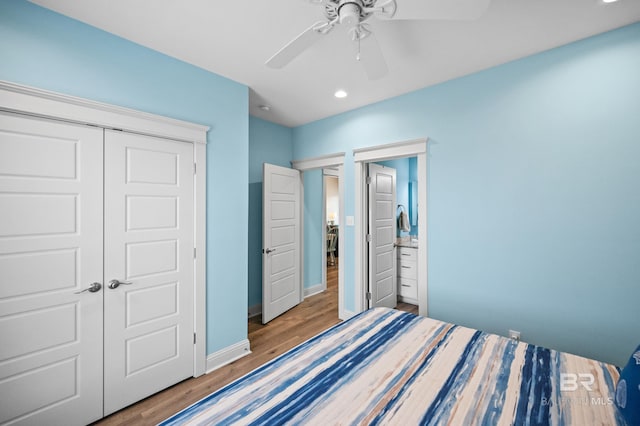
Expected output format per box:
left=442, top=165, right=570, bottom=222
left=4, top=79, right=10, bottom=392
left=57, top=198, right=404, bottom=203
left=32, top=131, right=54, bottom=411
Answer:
left=368, top=163, right=397, bottom=309
left=262, top=163, right=301, bottom=324
left=103, top=130, right=195, bottom=414
left=0, top=113, right=104, bottom=425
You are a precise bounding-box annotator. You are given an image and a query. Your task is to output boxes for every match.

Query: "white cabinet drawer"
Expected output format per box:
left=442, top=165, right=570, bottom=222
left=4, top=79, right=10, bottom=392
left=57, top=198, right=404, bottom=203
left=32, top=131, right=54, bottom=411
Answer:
left=398, top=261, right=417, bottom=280
left=398, top=278, right=417, bottom=299
left=397, top=247, right=417, bottom=262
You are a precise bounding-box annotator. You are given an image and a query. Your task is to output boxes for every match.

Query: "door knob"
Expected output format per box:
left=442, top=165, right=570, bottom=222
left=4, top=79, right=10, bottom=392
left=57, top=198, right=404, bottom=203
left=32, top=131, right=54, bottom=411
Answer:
left=75, top=282, right=102, bottom=294
left=108, top=279, right=133, bottom=289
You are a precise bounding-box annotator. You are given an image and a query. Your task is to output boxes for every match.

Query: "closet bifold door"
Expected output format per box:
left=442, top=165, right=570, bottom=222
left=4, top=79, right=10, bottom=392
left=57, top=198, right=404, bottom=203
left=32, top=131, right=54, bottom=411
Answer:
left=0, top=112, right=104, bottom=425
left=103, top=130, right=195, bottom=415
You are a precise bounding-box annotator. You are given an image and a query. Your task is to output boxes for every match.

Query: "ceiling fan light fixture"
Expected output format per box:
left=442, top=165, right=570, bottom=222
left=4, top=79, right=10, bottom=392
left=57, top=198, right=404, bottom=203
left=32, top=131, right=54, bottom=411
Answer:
left=334, top=89, right=348, bottom=98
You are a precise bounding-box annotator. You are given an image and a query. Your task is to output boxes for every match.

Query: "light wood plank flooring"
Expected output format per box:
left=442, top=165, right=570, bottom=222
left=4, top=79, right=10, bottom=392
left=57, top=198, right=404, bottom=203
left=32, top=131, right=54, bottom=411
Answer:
left=95, top=261, right=418, bottom=425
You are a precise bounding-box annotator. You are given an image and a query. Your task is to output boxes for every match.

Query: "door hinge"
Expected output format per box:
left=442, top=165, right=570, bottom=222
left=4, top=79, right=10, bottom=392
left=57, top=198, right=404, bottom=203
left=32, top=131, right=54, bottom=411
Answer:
left=193, top=162, right=197, bottom=175
left=366, top=233, right=372, bottom=243
left=366, top=292, right=372, bottom=300
left=194, top=247, right=196, bottom=259
left=366, top=176, right=372, bottom=185
left=194, top=333, right=197, bottom=344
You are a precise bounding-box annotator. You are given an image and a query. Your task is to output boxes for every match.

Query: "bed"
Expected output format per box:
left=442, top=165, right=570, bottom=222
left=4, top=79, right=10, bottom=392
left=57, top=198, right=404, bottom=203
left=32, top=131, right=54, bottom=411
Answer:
left=161, top=308, right=630, bottom=425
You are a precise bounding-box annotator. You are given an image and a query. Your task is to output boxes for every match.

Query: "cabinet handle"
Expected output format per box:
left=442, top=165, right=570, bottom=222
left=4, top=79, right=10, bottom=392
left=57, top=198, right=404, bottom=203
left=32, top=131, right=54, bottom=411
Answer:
left=401, top=284, right=411, bottom=287
left=401, top=253, right=411, bottom=256
left=401, top=265, right=411, bottom=269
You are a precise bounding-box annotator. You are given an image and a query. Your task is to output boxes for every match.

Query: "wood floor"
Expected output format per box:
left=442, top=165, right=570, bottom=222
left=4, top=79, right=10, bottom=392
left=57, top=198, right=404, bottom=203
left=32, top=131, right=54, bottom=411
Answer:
left=95, top=261, right=418, bottom=425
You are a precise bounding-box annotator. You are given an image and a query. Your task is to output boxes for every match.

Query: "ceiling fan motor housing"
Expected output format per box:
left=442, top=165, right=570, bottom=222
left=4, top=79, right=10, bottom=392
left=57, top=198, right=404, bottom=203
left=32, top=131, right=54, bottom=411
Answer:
left=339, top=2, right=363, bottom=25
left=325, top=0, right=375, bottom=25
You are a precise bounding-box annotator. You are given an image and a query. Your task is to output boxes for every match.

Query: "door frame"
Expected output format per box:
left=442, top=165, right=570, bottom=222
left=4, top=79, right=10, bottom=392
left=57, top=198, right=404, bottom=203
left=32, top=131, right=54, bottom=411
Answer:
left=353, top=139, right=428, bottom=316
left=0, top=80, right=209, bottom=376
left=291, top=153, right=346, bottom=319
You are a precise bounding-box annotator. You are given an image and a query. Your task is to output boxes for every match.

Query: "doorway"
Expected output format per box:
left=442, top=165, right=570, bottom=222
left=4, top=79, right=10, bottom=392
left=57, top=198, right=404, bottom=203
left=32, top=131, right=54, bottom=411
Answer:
left=354, top=139, right=428, bottom=317
left=261, top=153, right=347, bottom=324
left=323, top=169, right=340, bottom=303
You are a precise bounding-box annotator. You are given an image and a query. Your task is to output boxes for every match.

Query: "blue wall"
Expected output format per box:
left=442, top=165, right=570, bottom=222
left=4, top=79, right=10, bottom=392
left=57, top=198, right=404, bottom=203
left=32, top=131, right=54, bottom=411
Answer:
left=248, top=117, right=293, bottom=309
left=293, top=23, right=640, bottom=366
left=303, top=169, right=324, bottom=290
left=0, top=0, right=249, bottom=355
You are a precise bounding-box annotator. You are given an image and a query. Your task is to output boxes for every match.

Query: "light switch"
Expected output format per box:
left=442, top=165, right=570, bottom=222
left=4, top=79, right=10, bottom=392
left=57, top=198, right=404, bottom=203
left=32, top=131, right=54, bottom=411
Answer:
left=346, top=216, right=355, bottom=226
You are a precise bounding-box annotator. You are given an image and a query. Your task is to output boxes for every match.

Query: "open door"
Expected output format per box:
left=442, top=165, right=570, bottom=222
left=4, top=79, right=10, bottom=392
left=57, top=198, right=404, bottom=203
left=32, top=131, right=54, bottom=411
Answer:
left=262, top=163, right=302, bottom=324
left=368, top=163, right=397, bottom=309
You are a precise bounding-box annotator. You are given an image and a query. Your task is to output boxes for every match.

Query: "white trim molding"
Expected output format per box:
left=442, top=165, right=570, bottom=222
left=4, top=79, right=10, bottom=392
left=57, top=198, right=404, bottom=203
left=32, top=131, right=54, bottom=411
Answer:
left=292, top=152, right=346, bottom=170
left=354, top=138, right=429, bottom=317
left=248, top=303, right=262, bottom=319
left=304, top=283, right=325, bottom=298
left=0, top=80, right=209, bottom=377
left=353, top=138, right=427, bottom=162
left=0, top=80, right=209, bottom=144
left=342, top=310, right=358, bottom=321
left=206, top=340, right=252, bottom=374
left=292, top=153, right=347, bottom=320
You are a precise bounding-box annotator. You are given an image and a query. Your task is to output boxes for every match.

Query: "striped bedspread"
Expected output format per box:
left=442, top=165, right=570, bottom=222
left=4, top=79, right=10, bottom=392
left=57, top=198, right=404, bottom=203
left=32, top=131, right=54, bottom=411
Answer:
left=161, top=308, right=624, bottom=425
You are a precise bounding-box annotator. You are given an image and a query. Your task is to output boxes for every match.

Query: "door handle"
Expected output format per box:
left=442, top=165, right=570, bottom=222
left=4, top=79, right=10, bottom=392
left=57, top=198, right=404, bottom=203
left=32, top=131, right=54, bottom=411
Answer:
left=75, top=282, right=102, bottom=294
left=108, top=279, right=133, bottom=289
left=264, top=248, right=276, bottom=254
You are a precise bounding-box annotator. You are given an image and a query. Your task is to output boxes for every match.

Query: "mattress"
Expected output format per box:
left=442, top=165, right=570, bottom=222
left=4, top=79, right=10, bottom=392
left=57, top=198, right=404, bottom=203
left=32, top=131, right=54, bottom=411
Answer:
left=161, top=307, right=624, bottom=425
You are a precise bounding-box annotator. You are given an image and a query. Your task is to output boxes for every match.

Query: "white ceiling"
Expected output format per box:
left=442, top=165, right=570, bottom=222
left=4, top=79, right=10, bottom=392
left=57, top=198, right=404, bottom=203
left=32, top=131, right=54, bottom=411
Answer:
left=30, top=0, right=640, bottom=127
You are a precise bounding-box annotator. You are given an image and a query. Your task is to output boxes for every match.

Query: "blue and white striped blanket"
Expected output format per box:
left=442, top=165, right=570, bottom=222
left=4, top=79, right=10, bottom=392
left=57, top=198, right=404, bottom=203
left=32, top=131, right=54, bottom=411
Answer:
left=161, top=308, right=624, bottom=425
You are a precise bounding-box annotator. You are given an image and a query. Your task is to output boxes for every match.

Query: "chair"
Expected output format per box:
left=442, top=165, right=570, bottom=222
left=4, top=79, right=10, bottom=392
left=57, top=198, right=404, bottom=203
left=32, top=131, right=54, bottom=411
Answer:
left=327, top=232, right=338, bottom=266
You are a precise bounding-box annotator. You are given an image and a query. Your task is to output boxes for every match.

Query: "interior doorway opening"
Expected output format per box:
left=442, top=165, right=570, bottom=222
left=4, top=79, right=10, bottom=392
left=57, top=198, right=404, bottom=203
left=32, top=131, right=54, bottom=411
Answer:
left=354, top=139, right=428, bottom=318
left=323, top=169, right=340, bottom=302
left=293, top=153, right=347, bottom=320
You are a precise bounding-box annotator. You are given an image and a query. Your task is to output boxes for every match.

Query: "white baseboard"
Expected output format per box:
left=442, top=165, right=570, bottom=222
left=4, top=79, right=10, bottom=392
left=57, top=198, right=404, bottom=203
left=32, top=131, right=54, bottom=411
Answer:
left=248, top=303, right=262, bottom=318
left=398, top=295, right=419, bottom=306
left=304, top=283, right=325, bottom=298
left=250, top=284, right=326, bottom=318
left=205, top=339, right=251, bottom=374
left=340, top=309, right=357, bottom=321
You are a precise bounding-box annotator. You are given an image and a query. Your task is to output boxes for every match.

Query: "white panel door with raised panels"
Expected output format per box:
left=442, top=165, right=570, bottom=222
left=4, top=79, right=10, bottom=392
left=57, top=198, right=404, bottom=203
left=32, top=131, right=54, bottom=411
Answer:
left=262, top=163, right=301, bottom=324
left=103, top=130, right=194, bottom=415
left=0, top=113, right=104, bottom=425
left=368, top=163, right=397, bottom=309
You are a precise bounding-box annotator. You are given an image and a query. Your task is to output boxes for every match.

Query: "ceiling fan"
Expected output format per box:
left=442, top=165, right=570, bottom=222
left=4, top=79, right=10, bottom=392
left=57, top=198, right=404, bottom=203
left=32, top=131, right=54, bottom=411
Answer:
left=266, top=0, right=491, bottom=80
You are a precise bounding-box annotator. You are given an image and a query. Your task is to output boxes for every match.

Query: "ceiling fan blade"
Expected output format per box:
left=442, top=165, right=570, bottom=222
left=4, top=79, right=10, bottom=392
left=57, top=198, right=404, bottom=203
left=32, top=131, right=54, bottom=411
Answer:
left=266, top=21, right=328, bottom=69
left=358, top=32, right=388, bottom=80
left=382, top=0, right=491, bottom=21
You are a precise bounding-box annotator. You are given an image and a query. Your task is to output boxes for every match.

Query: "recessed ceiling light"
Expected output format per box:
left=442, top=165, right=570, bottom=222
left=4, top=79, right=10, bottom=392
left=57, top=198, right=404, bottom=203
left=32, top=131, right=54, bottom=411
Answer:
left=601, top=0, right=619, bottom=3
left=258, top=104, right=271, bottom=112
left=334, top=89, right=348, bottom=98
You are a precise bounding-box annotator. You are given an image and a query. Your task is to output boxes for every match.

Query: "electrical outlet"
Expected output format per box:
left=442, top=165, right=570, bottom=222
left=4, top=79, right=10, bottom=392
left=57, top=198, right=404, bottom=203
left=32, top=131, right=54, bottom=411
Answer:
left=509, top=330, right=521, bottom=342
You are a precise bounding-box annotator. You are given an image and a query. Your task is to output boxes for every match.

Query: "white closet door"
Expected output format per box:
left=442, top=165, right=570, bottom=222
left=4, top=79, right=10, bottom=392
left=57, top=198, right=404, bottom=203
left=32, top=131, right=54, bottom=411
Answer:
left=0, top=113, right=104, bottom=425
left=103, top=130, right=194, bottom=415
left=368, top=163, right=397, bottom=309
